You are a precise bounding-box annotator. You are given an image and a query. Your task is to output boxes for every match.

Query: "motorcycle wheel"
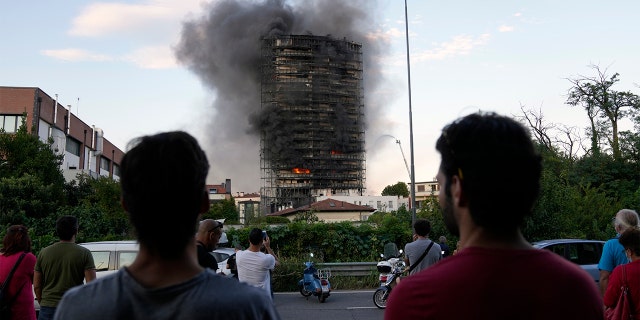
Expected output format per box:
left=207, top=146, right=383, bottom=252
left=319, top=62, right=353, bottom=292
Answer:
left=373, top=288, right=388, bottom=309
left=319, top=294, right=326, bottom=303
left=299, top=286, right=312, bottom=297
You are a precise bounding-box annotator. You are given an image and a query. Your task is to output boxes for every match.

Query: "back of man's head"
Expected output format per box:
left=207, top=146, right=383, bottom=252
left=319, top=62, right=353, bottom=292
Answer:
left=616, top=209, right=640, bottom=233
left=435, top=112, right=542, bottom=234
left=56, top=216, right=78, bottom=241
left=120, top=131, right=209, bottom=259
left=413, top=219, right=431, bottom=237
left=249, top=228, right=263, bottom=246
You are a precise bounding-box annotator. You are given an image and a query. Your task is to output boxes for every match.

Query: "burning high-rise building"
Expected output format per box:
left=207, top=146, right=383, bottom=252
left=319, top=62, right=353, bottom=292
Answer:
left=260, top=35, right=366, bottom=213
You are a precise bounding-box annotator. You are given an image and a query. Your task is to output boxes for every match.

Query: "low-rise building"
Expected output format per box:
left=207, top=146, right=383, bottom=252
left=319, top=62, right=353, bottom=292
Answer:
left=267, top=198, right=376, bottom=222
left=234, top=192, right=260, bottom=224
left=0, top=86, right=123, bottom=181
left=408, top=180, right=440, bottom=207
left=316, top=195, right=408, bottom=213
left=206, top=179, right=232, bottom=203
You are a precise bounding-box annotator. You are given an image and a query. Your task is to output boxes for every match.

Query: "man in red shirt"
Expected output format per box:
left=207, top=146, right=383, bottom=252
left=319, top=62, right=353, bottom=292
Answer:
left=385, top=112, right=603, bottom=320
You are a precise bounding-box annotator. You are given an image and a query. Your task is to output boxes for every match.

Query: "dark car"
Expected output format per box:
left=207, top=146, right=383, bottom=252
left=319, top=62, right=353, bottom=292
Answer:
left=532, top=239, right=605, bottom=283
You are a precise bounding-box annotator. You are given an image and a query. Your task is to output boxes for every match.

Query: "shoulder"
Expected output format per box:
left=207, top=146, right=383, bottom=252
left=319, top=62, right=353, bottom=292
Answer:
left=603, top=239, right=622, bottom=250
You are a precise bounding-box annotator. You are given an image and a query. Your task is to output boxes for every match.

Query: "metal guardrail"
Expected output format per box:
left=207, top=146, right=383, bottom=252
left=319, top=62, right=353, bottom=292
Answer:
left=317, top=262, right=378, bottom=277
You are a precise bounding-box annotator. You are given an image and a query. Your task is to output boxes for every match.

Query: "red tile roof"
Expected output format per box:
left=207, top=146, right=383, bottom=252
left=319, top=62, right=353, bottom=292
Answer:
left=206, top=184, right=227, bottom=194
left=267, top=198, right=376, bottom=216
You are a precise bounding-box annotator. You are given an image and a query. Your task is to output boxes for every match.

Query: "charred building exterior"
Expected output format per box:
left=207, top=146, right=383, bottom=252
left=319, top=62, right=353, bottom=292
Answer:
left=260, top=35, right=366, bottom=213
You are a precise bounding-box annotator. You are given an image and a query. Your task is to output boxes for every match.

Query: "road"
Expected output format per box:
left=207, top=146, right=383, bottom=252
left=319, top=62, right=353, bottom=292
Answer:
left=273, top=290, right=384, bottom=320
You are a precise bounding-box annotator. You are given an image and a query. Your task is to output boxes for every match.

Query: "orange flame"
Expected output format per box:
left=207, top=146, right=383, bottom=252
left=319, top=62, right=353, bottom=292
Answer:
left=292, top=168, right=310, bottom=174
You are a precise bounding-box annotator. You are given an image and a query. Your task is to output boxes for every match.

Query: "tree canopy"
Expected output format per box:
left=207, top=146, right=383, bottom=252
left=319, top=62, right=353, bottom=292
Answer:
left=381, top=181, right=409, bottom=197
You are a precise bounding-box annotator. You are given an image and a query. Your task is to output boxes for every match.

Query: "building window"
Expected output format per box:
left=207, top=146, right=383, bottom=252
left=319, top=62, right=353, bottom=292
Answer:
left=0, top=115, right=20, bottom=133
left=113, top=164, right=121, bottom=176
left=389, top=201, right=393, bottom=209
left=209, top=189, right=218, bottom=194
left=417, top=185, right=425, bottom=192
left=100, top=157, right=110, bottom=171
left=66, top=138, right=81, bottom=156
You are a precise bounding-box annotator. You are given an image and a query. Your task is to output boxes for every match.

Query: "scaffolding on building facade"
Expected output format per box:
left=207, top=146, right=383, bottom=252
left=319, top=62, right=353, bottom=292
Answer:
left=260, top=35, right=366, bottom=214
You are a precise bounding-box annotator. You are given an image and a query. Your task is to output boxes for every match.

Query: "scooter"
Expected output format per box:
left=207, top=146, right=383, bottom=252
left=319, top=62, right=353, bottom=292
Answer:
left=298, top=253, right=331, bottom=303
left=376, top=243, right=403, bottom=286
left=373, top=250, right=405, bottom=309
left=376, top=251, right=403, bottom=286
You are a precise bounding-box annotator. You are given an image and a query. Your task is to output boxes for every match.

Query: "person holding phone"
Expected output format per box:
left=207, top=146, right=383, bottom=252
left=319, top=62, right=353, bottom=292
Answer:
left=236, top=228, right=279, bottom=299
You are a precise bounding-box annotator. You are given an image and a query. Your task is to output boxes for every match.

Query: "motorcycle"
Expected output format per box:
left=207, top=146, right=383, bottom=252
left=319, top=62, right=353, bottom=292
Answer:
left=298, top=253, right=331, bottom=303
left=373, top=247, right=405, bottom=309
left=376, top=251, right=403, bottom=286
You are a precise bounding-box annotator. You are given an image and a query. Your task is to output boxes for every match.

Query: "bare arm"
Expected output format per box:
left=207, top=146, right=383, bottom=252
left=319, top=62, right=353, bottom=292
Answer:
left=85, top=269, right=97, bottom=283
left=600, top=270, right=611, bottom=296
left=264, top=237, right=279, bottom=267
left=33, top=271, right=43, bottom=303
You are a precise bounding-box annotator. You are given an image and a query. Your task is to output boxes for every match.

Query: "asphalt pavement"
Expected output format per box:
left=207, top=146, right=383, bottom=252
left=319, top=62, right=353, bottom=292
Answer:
left=273, top=290, right=384, bottom=320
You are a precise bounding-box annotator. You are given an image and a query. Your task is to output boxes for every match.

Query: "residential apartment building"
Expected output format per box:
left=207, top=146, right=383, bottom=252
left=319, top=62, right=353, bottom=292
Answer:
left=408, top=180, right=440, bottom=207
left=206, top=179, right=232, bottom=203
left=233, top=192, right=260, bottom=224
left=0, top=87, right=123, bottom=181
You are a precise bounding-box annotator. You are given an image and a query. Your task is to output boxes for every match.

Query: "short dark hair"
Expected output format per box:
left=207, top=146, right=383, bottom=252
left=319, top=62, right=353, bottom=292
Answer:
left=56, top=216, right=78, bottom=241
left=2, top=225, right=32, bottom=255
left=435, top=112, right=542, bottom=234
left=413, top=219, right=431, bottom=237
left=249, top=228, right=263, bottom=246
left=120, top=131, right=209, bottom=259
left=619, top=228, right=640, bottom=257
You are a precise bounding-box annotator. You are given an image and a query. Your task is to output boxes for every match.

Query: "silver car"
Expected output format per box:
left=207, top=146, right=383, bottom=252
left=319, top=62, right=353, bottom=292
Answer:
left=532, top=239, right=605, bottom=283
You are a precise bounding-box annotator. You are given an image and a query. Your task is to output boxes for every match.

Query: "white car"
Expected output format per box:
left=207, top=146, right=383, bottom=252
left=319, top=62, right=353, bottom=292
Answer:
left=211, top=247, right=236, bottom=276
left=79, top=240, right=233, bottom=276
left=79, top=240, right=140, bottom=278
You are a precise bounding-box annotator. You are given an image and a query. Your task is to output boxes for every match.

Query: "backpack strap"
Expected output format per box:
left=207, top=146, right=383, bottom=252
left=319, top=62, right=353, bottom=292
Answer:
left=407, top=241, right=435, bottom=274
left=0, top=252, right=26, bottom=292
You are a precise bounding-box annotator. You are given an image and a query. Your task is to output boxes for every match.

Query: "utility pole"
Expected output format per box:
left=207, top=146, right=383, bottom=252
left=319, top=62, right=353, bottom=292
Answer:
left=404, top=0, right=417, bottom=226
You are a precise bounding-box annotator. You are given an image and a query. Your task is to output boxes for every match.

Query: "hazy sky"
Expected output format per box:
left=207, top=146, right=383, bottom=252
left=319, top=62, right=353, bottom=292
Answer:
left=2, top=0, right=639, bottom=195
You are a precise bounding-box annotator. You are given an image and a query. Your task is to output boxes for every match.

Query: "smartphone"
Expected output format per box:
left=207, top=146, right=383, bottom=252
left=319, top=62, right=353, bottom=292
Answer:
left=262, top=230, right=267, bottom=240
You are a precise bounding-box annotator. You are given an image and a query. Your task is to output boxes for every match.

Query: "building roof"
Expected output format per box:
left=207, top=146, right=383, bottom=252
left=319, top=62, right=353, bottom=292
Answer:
left=267, top=198, right=376, bottom=217
left=236, top=192, right=260, bottom=198
left=206, top=184, right=227, bottom=194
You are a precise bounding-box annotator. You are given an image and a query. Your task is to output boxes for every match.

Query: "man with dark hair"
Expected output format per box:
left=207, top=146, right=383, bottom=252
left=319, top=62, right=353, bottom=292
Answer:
left=385, top=112, right=603, bottom=319
left=34, top=215, right=96, bottom=320
left=55, top=131, right=279, bottom=319
left=403, top=219, right=441, bottom=275
left=195, top=219, right=223, bottom=272
left=237, top=228, right=279, bottom=298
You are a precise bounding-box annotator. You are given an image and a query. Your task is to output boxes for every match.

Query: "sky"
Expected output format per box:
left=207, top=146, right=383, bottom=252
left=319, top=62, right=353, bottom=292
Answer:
left=2, top=0, right=639, bottom=196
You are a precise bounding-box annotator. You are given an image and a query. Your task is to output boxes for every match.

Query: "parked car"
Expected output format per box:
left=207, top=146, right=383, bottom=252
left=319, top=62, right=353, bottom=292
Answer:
left=211, top=247, right=236, bottom=276
left=79, top=240, right=233, bottom=276
left=79, top=240, right=140, bottom=278
left=532, top=239, right=605, bottom=283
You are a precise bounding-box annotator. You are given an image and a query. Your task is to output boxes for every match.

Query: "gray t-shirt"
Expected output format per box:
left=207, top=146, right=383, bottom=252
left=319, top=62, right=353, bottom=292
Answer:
left=53, top=268, right=280, bottom=320
left=404, top=239, right=442, bottom=275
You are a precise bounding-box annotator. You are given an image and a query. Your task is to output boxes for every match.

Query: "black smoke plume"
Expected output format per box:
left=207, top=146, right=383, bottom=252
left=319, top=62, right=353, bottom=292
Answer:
left=176, top=0, right=386, bottom=192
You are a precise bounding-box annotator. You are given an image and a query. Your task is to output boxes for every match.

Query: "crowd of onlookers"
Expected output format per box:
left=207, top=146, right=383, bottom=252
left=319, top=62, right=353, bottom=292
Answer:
left=0, top=113, right=638, bottom=319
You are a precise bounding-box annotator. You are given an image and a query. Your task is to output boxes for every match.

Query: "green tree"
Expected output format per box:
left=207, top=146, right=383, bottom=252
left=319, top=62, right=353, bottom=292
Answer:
left=566, top=66, right=640, bottom=160
left=293, top=209, right=320, bottom=223
left=203, top=197, right=239, bottom=223
left=381, top=182, right=409, bottom=197
left=0, top=115, right=64, bottom=187
left=0, top=116, right=65, bottom=222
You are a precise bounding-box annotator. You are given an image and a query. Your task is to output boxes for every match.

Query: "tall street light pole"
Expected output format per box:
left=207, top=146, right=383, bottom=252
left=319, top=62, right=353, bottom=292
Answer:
left=404, top=0, right=417, bottom=226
